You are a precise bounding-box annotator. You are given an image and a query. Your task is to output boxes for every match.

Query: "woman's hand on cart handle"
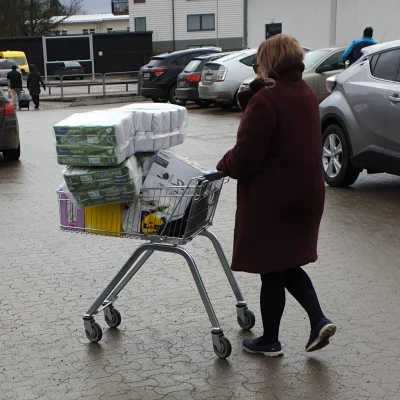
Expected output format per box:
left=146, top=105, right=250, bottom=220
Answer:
left=203, top=171, right=226, bottom=182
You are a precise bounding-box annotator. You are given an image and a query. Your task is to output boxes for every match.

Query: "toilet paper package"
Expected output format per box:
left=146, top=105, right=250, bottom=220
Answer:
left=62, top=155, right=144, bottom=208
left=54, top=109, right=134, bottom=147
left=122, top=103, right=188, bottom=152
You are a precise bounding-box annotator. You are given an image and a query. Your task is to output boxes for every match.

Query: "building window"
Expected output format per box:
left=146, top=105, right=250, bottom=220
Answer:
left=83, top=29, right=88, bottom=34
left=54, top=30, right=60, bottom=35
left=134, top=0, right=146, bottom=3
left=61, top=30, right=68, bottom=35
left=107, top=28, right=113, bottom=33
left=265, top=23, right=282, bottom=39
left=90, top=29, right=96, bottom=34
left=135, top=17, right=146, bottom=32
left=187, top=14, right=215, bottom=32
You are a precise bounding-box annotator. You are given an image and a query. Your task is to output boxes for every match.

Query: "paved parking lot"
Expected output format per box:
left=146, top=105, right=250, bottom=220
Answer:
left=1, top=103, right=400, bottom=399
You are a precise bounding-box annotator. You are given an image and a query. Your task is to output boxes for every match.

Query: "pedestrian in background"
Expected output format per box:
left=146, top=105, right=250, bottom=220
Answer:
left=343, top=27, right=377, bottom=66
left=27, top=64, right=46, bottom=109
left=7, top=65, right=23, bottom=109
left=217, top=34, right=336, bottom=356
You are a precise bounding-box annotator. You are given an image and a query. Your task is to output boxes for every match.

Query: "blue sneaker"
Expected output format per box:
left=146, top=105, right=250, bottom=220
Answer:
left=306, top=318, right=337, bottom=352
left=242, top=338, right=283, bottom=356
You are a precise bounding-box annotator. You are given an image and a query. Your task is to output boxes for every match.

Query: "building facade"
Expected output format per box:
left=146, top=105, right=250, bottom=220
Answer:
left=129, top=0, right=244, bottom=53
left=247, top=0, right=400, bottom=50
left=53, top=14, right=130, bottom=36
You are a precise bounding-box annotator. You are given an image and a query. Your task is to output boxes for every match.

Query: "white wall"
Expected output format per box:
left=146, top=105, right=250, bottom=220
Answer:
left=58, top=20, right=129, bottom=34
left=247, top=0, right=332, bottom=50
left=129, top=0, right=243, bottom=43
left=247, top=0, right=400, bottom=51
left=174, top=0, right=243, bottom=41
left=129, top=0, right=173, bottom=43
left=336, top=0, right=400, bottom=46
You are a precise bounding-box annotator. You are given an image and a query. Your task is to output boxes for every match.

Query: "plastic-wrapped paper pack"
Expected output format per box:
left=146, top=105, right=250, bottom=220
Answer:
left=62, top=155, right=143, bottom=208
left=57, top=137, right=135, bottom=166
left=134, top=132, right=154, bottom=153
left=54, top=108, right=134, bottom=147
left=132, top=110, right=153, bottom=133
left=121, top=103, right=188, bottom=151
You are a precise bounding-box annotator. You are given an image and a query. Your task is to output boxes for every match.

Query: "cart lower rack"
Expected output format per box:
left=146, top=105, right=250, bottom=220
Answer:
left=58, top=171, right=255, bottom=359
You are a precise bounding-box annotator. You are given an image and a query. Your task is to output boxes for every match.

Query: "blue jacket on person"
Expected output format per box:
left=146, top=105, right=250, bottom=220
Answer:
left=343, top=37, right=377, bottom=65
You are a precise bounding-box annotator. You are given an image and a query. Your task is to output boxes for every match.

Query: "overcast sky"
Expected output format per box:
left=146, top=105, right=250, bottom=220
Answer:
left=81, top=0, right=111, bottom=13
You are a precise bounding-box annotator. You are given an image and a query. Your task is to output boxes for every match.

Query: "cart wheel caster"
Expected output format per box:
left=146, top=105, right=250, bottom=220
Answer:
left=213, top=337, right=232, bottom=359
left=237, top=309, right=256, bottom=331
left=104, top=307, right=122, bottom=329
left=85, top=322, right=103, bottom=343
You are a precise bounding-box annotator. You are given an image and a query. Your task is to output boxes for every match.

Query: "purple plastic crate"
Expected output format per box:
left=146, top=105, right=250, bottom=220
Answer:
left=59, top=192, right=84, bottom=232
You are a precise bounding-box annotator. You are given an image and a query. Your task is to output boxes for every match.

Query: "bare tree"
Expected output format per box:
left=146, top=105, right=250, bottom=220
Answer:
left=22, top=0, right=83, bottom=36
left=0, top=0, right=83, bottom=37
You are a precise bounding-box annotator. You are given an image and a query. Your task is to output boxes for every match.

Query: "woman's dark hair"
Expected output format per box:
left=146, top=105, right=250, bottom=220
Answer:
left=30, top=64, right=38, bottom=73
left=363, top=27, right=373, bottom=38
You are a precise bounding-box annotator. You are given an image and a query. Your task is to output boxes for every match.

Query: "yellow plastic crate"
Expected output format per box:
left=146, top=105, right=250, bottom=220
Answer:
left=84, top=203, right=124, bottom=237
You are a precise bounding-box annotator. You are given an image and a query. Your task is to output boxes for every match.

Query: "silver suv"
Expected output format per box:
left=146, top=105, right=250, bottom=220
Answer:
left=320, top=40, right=400, bottom=187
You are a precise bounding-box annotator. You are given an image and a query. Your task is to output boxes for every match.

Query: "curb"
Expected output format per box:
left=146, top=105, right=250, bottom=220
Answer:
left=70, top=96, right=148, bottom=107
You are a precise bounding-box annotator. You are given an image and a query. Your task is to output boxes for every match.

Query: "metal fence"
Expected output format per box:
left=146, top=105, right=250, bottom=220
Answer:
left=43, top=71, right=140, bottom=99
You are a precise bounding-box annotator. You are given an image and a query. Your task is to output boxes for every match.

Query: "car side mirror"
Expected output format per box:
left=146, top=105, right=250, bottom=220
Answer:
left=316, top=64, right=332, bottom=74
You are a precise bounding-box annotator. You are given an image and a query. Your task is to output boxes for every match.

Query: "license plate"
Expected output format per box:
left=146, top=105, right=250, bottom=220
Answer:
left=205, top=74, right=213, bottom=82
left=143, top=72, right=150, bottom=79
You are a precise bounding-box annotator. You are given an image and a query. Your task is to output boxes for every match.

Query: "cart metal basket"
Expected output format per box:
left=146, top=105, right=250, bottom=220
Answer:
left=58, top=171, right=255, bottom=359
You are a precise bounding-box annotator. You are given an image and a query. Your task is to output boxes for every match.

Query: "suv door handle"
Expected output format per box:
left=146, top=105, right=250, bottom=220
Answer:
left=388, top=93, right=400, bottom=103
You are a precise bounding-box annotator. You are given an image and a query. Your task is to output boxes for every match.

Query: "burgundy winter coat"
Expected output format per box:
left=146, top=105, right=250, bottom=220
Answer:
left=217, top=61, right=325, bottom=274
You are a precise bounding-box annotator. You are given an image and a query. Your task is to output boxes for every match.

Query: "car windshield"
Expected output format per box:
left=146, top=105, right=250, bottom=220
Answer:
left=184, top=60, right=202, bottom=72
left=65, top=62, right=80, bottom=67
left=304, top=50, right=330, bottom=70
left=6, top=57, right=26, bottom=66
left=0, top=61, right=17, bottom=69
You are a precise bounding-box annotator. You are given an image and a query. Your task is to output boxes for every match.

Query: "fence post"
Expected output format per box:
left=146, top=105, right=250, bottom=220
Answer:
left=138, top=68, right=142, bottom=96
left=60, top=76, right=64, bottom=99
left=103, top=74, right=106, bottom=96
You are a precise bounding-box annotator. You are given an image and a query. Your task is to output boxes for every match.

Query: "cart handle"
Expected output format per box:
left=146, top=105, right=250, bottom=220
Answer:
left=203, top=171, right=225, bottom=182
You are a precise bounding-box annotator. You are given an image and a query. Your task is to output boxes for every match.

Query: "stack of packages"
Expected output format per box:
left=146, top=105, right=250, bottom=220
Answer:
left=57, top=103, right=208, bottom=237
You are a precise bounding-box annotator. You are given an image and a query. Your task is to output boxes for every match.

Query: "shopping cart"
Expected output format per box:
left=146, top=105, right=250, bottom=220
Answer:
left=58, top=171, right=255, bottom=359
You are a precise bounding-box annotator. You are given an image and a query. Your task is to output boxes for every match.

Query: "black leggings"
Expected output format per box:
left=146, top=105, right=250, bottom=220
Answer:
left=31, top=95, right=40, bottom=108
left=260, top=267, right=325, bottom=345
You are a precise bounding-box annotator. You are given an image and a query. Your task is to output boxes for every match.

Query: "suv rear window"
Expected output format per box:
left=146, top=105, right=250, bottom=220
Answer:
left=0, top=61, right=17, bottom=70
left=65, top=61, right=81, bottom=67
left=147, top=58, right=166, bottom=67
left=371, top=49, right=400, bottom=81
left=184, top=60, right=202, bottom=72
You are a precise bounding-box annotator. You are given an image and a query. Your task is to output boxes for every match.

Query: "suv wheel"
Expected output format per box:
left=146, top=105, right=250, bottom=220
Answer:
left=168, top=85, right=187, bottom=106
left=2, top=144, right=21, bottom=161
left=322, top=125, right=360, bottom=187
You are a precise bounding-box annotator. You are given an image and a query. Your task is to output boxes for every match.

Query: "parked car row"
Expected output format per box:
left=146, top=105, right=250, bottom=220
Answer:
left=140, top=45, right=347, bottom=109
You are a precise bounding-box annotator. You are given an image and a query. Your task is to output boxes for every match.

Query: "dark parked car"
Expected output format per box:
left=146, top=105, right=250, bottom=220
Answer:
left=176, top=52, right=231, bottom=107
left=0, top=60, right=20, bottom=86
left=53, top=61, right=84, bottom=80
left=0, top=88, right=20, bottom=161
left=140, top=47, right=222, bottom=105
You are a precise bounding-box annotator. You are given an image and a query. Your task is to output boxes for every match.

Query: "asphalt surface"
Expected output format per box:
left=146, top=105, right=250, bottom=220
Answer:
left=1, top=103, right=400, bottom=400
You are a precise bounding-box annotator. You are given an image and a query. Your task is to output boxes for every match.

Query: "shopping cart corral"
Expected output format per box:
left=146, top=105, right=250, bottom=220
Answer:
left=58, top=171, right=255, bottom=359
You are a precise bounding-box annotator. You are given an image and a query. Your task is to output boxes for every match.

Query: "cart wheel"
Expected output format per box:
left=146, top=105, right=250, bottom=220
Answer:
left=237, top=309, right=256, bottom=331
left=85, top=322, right=103, bottom=343
left=213, top=337, right=232, bottom=359
left=104, top=307, right=122, bottom=328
